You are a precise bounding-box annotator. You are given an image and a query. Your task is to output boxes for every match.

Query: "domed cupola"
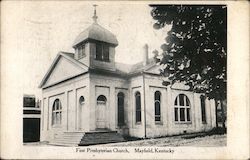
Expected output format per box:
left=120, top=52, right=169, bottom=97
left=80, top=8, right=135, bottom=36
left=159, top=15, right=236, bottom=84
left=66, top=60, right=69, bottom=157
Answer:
left=72, top=5, right=118, bottom=71
left=73, top=23, right=118, bottom=48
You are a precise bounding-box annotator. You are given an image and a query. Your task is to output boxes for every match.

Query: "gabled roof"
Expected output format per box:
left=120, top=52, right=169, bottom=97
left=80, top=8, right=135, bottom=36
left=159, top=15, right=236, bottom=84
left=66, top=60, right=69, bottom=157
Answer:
left=39, top=52, right=89, bottom=88
left=73, top=23, right=118, bottom=47
left=115, top=58, right=159, bottom=75
left=39, top=51, right=162, bottom=89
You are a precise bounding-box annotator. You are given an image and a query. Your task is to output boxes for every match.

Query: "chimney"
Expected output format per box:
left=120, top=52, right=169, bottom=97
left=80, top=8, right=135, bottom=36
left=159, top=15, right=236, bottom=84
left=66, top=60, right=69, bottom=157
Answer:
left=143, top=44, right=149, bottom=66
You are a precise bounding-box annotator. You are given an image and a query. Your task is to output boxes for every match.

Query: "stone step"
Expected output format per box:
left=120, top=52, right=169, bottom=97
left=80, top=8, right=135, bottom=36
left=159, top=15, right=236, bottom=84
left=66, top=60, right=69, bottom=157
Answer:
left=79, top=131, right=125, bottom=146
left=50, top=132, right=85, bottom=146
left=50, top=131, right=125, bottom=146
left=56, top=136, right=84, bottom=139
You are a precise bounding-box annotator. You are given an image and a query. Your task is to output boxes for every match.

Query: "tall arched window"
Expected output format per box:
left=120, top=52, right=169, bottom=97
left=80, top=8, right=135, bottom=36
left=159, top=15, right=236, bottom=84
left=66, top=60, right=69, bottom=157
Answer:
left=154, top=91, right=161, bottom=122
left=117, top=92, right=125, bottom=126
left=52, top=99, right=62, bottom=126
left=78, top=96, right=85, bottom=130
left=200, top=95, right=206, bottom=123
left=135, top=92, right=141, bottom=123
left=174, top=94, right=191, bottom=122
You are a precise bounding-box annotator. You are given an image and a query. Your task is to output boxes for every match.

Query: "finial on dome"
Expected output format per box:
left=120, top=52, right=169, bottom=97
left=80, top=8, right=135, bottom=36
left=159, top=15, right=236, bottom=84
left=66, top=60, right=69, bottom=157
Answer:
left=92, top=4, right=98, bottom=23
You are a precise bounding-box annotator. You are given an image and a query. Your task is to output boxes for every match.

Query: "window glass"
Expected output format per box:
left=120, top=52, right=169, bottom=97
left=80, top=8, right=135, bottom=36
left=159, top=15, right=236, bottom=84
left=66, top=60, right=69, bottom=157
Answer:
left=79, top=96, right=85, bottom=105
left=118, top=92, right=125, bottom=126
left=174, top=94, right=191, bottom=122
left=174, top=97, right=178, bottom=105
left=97, top=95, right=107, bottom=103
left=78, top=45, right=85, bottom=59
left=135, top=92, right=141, bottom=123
left=96, top=43, right=102, bottom=60
left=103, top=44, right=109, bottom=62
left=52, top=99, right=62, bottom=126
left=180, top=108, right=185, bottom=121
left=154, top=91, right=161, bottom=122
left=95, top=42, right=110, bottom=62
left=155, top=91, right=161, bottom=101
left=179, top=94, right=184, bottom=106
left=174, top=108, right=178, bottom=121
left=186, top=96, right=190, bottom=106
left=200, top=96, right=206, bottom=123
left=187, top=108, right=191, bottom=121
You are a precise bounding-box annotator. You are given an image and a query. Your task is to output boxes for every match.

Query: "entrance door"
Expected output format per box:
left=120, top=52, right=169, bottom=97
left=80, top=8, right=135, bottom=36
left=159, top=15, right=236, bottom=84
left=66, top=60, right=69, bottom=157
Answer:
left=96, top=95, right=107, bottom=129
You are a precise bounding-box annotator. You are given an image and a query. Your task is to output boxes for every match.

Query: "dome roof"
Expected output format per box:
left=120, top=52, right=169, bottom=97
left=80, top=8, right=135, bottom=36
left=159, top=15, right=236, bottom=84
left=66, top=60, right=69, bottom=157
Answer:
left=73, top=23, right=118, bottom=47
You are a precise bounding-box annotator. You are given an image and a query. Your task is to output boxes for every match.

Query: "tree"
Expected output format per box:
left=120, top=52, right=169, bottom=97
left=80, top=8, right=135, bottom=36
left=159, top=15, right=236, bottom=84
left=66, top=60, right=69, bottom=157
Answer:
left=150, top=5, right=227, bottom=131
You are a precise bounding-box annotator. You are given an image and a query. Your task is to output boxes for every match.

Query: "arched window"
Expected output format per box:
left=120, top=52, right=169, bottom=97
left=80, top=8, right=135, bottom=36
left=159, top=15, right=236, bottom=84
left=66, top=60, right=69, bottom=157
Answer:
left=79, top=96, right=85, bottom=105
left=135, top=92, right=141, bottom=123
left=78, top=96, right=85, bottom=130
left=52, top=99, right=62, bottom=126
left=97, top=95, right=107, bottom=104
left=154, top=91, right=161, bottom=122
left=117, top=92, right=125, bottom=126
left=200, top=95, right=206, bottom=123
left=174, top=94, right=191, bottom=122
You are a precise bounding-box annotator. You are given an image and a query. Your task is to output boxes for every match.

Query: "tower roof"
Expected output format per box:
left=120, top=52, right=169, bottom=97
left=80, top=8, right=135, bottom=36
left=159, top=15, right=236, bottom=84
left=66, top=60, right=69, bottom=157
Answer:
left=73, top=5, right=118, bottom=47
left=73, top=23, right=118, bottom=47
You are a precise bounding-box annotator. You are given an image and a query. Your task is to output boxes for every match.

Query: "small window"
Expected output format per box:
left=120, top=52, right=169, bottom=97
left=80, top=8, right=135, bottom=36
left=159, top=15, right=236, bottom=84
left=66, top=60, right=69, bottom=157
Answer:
left=79, top=96, right=85, bottom=105
left=135, top=92, right=141, bottom=123
left=97, top=95, right=107, bottom=104
left=77, top=44, right=85, bottom=59
left=96, top=42, right=109, bottom=62
left=52, top=99, right=62, bottom=126
left=200, top=95, right=206, bottom=123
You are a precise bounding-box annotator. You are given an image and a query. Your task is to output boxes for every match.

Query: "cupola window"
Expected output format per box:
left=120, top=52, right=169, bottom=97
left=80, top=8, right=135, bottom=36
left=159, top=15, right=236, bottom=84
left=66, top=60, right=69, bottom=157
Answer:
left=96, top=42, right=109, bottom=62
left=77, top=44, right=85, bottom=60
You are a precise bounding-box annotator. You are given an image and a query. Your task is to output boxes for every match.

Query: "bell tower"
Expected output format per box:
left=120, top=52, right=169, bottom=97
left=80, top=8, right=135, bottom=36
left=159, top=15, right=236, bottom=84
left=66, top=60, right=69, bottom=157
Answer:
left=72, top=5, right=118, bottom=71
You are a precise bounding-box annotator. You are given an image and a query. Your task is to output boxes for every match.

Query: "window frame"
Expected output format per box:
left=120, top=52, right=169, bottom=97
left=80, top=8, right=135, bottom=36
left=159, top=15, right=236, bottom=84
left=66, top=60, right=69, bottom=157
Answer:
left=154, top=91, right=162, bottom=124
left=174, top=94, right=191, bottom=123
left=79, top=96, right=85, bottom=105
left=97, top=95, right=107, bottom=104
left=77, top=44, right=86, bottom=60
left=95, top=42, right=110, bottom=62
left=52, top=99, right=62, bottom=127
left=200, top=95, right=207, bottom=124
left=117, top=92, right=125, bottom=126
left=135, top=91, right=141, bottom=124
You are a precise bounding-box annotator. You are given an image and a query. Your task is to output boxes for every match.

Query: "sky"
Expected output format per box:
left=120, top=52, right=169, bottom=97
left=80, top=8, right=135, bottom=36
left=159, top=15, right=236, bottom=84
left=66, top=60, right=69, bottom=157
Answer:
left=2, top=1, right=171, bottom=97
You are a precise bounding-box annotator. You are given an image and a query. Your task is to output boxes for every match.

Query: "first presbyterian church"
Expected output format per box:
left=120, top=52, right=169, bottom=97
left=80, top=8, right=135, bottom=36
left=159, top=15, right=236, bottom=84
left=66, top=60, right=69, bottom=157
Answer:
left=39, top=7, right=216, bottom=146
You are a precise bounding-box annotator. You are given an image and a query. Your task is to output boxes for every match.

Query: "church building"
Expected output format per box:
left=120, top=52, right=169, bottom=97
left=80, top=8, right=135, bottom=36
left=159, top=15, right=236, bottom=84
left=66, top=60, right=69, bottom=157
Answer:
left=39, top=8, right=216, bottom=146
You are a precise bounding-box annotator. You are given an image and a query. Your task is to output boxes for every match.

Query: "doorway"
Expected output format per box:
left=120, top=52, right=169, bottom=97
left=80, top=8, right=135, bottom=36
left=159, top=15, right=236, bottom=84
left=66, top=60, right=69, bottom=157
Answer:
left=96, top=95, right=107, bottom=129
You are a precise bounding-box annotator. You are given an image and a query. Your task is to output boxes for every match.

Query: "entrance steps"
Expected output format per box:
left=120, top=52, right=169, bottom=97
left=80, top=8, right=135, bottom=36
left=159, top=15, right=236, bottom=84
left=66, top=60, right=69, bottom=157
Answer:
left=79, top=131, right=125, bottom=146
left=49, top=131, right=125, bottom=146
left=49, top=132, right=85, bottom=146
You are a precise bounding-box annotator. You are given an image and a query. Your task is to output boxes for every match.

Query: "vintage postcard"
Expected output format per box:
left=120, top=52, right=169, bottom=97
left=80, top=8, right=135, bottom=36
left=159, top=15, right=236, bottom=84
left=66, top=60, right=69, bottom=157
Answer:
left=0, top=1, right=249, bottom=159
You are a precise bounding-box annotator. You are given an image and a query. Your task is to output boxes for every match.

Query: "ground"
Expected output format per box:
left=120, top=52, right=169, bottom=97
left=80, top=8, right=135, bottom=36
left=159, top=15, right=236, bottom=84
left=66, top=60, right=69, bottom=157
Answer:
left=96, top=134, right=226, bottom=147
left=24, top=134, right=226, bottom=147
